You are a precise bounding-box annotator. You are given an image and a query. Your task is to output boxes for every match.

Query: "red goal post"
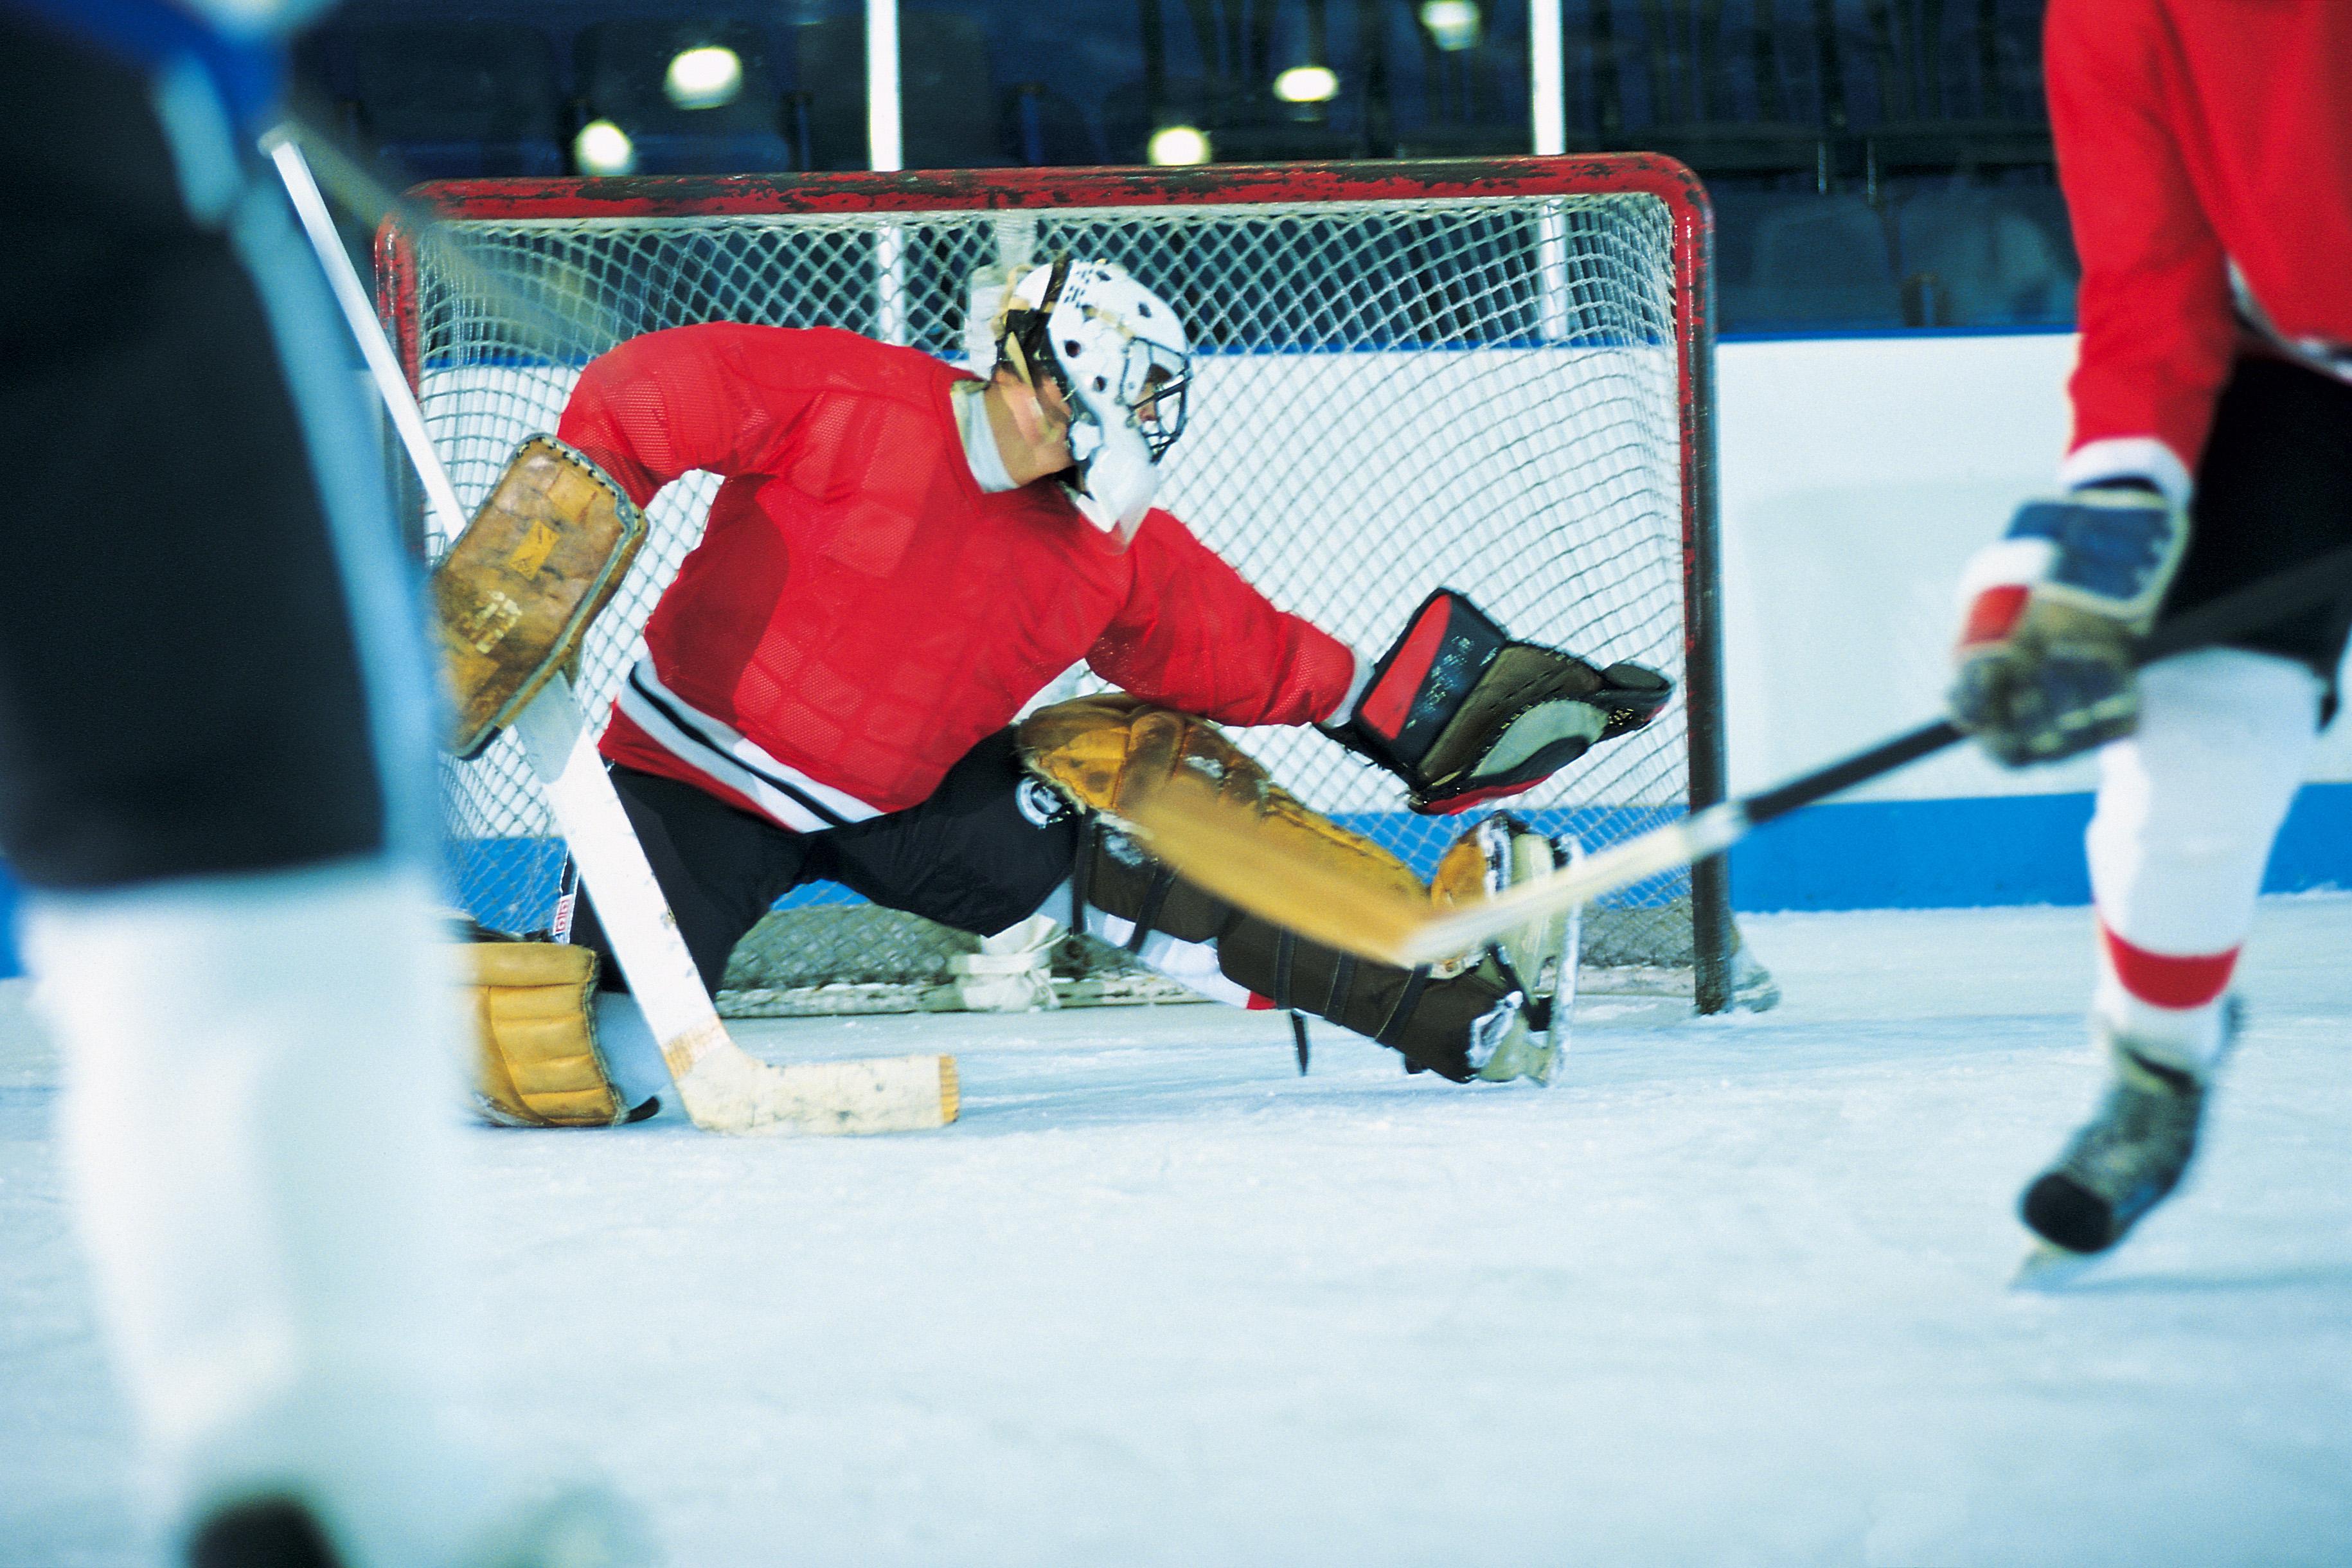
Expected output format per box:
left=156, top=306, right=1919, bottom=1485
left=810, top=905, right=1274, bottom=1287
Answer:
left=379, top=155, right=1749, bottom=1015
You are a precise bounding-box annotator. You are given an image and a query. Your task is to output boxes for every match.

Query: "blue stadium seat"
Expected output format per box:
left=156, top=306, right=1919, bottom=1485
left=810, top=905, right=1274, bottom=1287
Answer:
left=794, top=12, right=1000, bottom=171
left=1891, top=183, right=2077, bottom=327
left=1715, top=188, right=1903, bottom=330
left=347, top=22, right=567, bottom=180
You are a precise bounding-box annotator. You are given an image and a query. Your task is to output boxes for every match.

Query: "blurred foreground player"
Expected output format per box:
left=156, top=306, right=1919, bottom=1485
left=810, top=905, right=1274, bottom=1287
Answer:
left=490, top=258, right=1666, bottom=1109
left=1948, top=0, right=2352, bottom=1259
left=0, top=3, right=634, bottom=1563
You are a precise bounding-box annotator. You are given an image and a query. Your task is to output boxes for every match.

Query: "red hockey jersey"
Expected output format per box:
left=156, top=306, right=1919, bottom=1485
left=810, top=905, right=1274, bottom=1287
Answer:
left=2047, top=0, right=2352, bottom=499
left=557, top=324, right=1355, bottom=830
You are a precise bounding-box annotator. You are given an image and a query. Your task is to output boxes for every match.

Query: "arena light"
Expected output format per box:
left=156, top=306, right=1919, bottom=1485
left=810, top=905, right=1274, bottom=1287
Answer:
left=1148, top=125, right=1212, bottom=166
left=1420, top=0, right=1482, bottom=51
left=574, top=120, right=637, bottom=176
left=1272, top=64, right=1339, bottom=103
left=664, top=44, right=743, bottom=110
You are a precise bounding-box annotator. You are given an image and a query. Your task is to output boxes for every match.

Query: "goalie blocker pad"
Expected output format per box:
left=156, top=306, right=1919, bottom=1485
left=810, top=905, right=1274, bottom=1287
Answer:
left=431, top=436, right=646, bottom=760
left=1330, top=588, right=1672, bottom=814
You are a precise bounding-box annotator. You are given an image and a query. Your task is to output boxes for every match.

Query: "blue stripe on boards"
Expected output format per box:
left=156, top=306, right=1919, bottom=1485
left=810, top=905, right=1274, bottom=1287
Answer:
left=6, top=783, right=2342, bottom=976
left=1730, top=782, right=2352, bottom=911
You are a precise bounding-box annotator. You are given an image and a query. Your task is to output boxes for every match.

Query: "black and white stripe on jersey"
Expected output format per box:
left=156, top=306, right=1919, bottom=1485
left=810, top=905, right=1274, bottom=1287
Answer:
left=614, top=659, right=882, bottom=835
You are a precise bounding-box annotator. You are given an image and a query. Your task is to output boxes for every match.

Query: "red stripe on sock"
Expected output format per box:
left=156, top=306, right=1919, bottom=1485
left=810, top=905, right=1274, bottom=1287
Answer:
left=2098, top=922, right=2240, bottom=1010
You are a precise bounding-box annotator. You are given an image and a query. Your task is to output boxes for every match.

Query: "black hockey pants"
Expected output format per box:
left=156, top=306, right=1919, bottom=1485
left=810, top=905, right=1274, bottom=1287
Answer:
left=570, top=737, right=1508, bottom=1080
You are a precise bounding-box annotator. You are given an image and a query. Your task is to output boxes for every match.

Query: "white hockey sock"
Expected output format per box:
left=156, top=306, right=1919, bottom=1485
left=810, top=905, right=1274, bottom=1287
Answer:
left=21, top=857, right=506, bottom=1565
left=2086, top=649, right=2320, bottom=1071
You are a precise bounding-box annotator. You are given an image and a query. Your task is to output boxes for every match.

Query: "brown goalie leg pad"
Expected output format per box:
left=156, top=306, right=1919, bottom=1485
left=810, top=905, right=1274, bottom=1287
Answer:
left=458, top=940, right=630, bottom=1127
left=1082, top=839, right=1504, bottom=1081
left=1022, top=693, right=1425, bottom=901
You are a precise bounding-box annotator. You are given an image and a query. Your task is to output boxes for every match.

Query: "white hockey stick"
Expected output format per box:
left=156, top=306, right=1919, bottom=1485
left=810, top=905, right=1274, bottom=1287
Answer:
left=269, top=134, right=956, bottom=1134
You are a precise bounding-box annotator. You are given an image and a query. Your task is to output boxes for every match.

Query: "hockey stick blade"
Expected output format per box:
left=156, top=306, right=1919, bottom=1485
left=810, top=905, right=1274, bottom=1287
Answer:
left=1132, top=546, right=2352, bottom=970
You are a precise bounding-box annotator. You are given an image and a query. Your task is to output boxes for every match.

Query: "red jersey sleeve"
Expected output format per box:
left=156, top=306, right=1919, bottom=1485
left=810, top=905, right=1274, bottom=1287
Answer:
left=2045, top=0, right=2235, bottom=499
left=556, top=323, right=837, bottom=506
left=1086, top=511, right=1358, bottom=727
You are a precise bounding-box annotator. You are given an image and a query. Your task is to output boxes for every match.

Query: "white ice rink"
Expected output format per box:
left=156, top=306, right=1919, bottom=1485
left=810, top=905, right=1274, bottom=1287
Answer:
left=4, top=898, right=2348, bottom=1567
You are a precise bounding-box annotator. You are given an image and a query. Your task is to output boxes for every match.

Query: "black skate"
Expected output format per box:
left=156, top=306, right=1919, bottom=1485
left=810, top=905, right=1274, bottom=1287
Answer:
left=188, top=1499, right=341, bottom=1568
left=2017, top=1002, right=2238, bottom=1268
left=185, top=1483, right=647, bottom=1568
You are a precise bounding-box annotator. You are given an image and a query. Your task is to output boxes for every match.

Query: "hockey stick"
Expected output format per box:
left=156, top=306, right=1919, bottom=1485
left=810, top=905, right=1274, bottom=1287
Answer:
left=269, top=134, right=956, bottom=1135
left=1130, top=544, right=2352, bottom=970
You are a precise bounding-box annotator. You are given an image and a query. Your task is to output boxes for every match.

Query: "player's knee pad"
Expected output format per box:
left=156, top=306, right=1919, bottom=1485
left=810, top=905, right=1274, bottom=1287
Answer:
left=2090, top=648, right=2321, bottom=952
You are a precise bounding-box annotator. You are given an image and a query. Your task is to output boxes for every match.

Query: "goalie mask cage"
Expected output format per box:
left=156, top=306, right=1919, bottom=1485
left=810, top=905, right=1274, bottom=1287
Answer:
left=380, top=156, right=1749, bottom=1016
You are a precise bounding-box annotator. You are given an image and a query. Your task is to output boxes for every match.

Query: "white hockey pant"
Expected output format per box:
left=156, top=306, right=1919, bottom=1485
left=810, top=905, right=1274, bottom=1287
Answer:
left=2087, top=648, right=2322, bottom=1071
left=22, top=859, right=511, bottom=1566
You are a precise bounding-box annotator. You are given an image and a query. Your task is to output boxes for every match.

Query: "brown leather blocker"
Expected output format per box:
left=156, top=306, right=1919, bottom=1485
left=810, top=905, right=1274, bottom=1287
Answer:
left=431, top=436, right=646, bottom=759
left=458, top=939, right=628, bottom=1127
left=1019, top=695, right=1509, bottom=1079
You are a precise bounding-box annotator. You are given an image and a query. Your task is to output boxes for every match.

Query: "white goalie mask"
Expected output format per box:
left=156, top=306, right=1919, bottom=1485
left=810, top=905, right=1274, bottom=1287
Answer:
left=996, top=258, right=1191, bottom=547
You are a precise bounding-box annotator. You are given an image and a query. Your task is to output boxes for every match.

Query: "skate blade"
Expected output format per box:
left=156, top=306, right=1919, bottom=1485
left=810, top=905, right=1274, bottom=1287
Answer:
left=2010, top=1240, right=2102, bottom=1291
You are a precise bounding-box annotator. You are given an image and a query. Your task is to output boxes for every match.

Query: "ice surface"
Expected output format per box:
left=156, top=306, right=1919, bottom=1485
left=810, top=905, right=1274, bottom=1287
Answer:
left=3, top=899, right=2348, bottom=1566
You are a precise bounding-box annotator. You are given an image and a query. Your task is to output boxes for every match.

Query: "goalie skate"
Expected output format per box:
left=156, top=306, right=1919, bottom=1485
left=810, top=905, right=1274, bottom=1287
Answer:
left=1454, top=816, right=1579, bottom=1085
left=2015, top=1000, right=2240, bottom=1271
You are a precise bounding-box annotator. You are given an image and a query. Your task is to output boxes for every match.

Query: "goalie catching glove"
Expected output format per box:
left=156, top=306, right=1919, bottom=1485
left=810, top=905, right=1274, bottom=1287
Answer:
left=1950, top=483, right=2187, bottom=767
left=1326, top=588, right=1671, bottom=814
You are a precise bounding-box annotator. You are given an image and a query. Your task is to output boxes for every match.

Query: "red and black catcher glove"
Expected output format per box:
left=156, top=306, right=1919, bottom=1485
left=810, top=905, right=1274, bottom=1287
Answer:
left=1324, top=588, right=1671, bottom=815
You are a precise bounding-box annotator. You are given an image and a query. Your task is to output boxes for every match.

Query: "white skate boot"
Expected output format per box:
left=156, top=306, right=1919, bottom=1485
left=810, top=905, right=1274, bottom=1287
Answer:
left=1443, top=814, right=1578, bottom=1085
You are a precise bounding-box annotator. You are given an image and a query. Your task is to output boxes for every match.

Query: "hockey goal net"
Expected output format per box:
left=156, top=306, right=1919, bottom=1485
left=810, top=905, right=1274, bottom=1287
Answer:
left=380, top=157, right=1758, bottom=1015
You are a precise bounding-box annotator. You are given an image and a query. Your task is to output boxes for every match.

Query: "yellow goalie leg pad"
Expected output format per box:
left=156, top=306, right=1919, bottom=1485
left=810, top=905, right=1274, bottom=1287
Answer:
left=1017, top=693, right=1426, bottom=908
left=458, top=940, right=631, bottom=1128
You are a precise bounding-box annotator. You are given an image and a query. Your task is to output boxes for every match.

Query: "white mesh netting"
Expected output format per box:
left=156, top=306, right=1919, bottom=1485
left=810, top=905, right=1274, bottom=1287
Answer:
left=391, top=179, right=1723, bottom=1005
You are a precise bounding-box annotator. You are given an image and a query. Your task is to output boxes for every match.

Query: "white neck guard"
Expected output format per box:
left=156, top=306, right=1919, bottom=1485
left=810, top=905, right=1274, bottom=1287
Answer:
left=952, top=380, right=1020, bottom=495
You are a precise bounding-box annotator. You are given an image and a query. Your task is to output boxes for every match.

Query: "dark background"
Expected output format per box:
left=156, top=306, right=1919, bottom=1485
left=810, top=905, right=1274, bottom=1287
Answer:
left=299, top=0, right=2073, bottom=334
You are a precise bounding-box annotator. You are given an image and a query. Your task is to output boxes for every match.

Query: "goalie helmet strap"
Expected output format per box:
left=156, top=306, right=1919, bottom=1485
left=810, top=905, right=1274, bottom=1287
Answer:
left=998, top=254, right=1074, bottom=399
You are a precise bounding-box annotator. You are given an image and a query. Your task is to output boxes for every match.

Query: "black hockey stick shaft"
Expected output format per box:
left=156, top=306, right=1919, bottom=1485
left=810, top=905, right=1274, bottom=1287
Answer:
left=1742, top=544, right=2352, bottom=829
left=1337, top=547, right=2352, bottom=965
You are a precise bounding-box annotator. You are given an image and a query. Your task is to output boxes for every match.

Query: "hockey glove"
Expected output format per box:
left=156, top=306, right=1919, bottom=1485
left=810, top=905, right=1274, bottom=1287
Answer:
left=431, top=436, right=646, bottom=759
left=1950, top=483, right=2187, bottom=767
left=1325, top=588, right=1672, bottom=814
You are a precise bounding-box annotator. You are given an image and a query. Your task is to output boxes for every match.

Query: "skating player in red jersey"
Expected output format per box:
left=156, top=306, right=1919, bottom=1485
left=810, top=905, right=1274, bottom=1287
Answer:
left=1947, top=0, right=2352, bottom=1260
